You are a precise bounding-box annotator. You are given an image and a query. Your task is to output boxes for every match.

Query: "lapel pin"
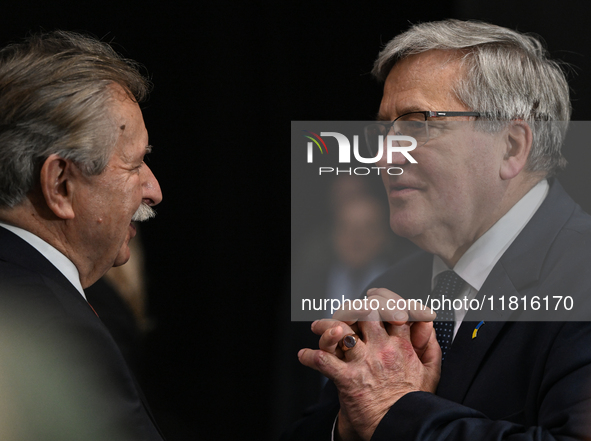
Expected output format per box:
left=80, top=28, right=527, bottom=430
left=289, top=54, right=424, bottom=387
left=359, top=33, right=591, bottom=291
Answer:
left=472, top=321, right=485, bottom=339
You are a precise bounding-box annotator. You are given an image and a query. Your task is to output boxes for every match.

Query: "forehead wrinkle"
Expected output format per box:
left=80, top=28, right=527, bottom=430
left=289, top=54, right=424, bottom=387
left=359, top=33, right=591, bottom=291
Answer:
left=381, top=51, right=468, bottom=119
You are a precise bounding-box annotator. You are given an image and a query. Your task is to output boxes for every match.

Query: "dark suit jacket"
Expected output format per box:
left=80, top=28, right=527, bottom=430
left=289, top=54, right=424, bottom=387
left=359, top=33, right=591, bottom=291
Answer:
left=284, top=180, right=591, bottom=440
left=0, top=226, right=164, bottom=441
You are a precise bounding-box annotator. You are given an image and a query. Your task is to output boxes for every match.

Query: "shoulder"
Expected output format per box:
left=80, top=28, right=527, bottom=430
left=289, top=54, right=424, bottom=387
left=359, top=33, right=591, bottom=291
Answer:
left=0, top=257, right=99, bottom=339
left=362, top=250, right=432, bottom=299
left=540, top=200, right=591, bottom=269
left=0, top=259, right=67, bottom=318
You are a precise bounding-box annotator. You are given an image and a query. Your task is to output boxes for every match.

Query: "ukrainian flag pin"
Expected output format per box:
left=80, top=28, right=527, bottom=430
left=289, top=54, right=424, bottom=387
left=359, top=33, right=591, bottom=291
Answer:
left=472, top=321, right=485, bottom=339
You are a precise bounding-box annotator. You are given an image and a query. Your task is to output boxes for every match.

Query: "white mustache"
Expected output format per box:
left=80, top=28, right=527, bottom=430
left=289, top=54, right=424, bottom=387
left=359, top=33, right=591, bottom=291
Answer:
left=131, top=202, right=156, bottom=222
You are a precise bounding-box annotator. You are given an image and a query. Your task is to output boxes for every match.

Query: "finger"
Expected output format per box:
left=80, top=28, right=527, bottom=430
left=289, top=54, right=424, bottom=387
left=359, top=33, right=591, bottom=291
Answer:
left=330, top=288, right=384, bottom=323
left=318, top=324, right=346, bottom=355
left=408, top=302, right=437, bottom=322
left=368, top=289, right=436, bottom=323
left=297, top=348, right=346, bottom=380
left=384, top=321, right=412, bottom=340
left=420, top=328, right=442, bottom=366
left=365, top=294, right=409, bottom=325
left=339, top=331, right=365, bottom=360
left=350, top=297, right=411, bottom=339
left=311, top=319, right=352, bottom=336
left=410, top=321, right=434, bottom=359
left=362, top=289, right=412, bottom=325
left=357, top=309, right=391, bottom=342
left=332, top=303, right=372, bottom=323
left=312, top=321, right=362, bottom=358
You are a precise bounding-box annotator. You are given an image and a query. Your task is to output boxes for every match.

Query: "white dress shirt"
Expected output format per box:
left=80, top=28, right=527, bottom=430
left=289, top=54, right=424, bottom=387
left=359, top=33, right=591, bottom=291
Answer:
left=431, top=179, right=549, bottom=339
left=0, top=222, right=86, bottom=300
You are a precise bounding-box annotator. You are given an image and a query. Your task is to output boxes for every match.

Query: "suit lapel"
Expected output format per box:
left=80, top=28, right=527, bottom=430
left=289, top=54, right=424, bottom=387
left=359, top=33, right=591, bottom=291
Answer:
left=0, top=226, right=88, bottom=307
left=436, top=270, right=517, bottom=401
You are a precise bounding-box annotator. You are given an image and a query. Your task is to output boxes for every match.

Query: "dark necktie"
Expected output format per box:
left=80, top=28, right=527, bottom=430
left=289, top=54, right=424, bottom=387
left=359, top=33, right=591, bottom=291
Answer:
left=432, top=270, right=465, bottom=361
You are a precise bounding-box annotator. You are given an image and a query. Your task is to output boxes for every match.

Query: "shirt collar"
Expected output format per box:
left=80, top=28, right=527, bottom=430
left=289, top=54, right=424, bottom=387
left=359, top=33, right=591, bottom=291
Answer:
left=0, top=222, right=86, bottom=300
left=432, top=179, right=549, bottom=290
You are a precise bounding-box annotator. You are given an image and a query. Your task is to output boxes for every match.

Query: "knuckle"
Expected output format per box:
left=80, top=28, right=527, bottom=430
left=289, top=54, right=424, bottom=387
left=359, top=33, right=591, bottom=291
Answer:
left=376, top=338, right=415, bottom=370
left=397, top=338, right=416, bottom=358
left=314, top=350, right=330, bottom=368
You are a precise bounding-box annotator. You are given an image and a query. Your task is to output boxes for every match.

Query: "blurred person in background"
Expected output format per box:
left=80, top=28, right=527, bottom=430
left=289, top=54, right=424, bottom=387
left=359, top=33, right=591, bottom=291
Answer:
left=276, top=176, right=416, bottom=438
left=86, top=226, right=151, bottom=375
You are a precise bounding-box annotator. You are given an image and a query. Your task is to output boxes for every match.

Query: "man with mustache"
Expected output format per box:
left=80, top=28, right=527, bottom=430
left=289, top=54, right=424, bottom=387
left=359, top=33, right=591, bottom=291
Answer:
left=290, top=20, right=591, bottom=441
left=0, top=31, right=163, bottom=440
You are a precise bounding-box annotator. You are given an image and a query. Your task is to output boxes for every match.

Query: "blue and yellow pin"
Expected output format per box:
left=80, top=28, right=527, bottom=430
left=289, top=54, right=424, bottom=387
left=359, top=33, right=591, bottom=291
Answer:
left=472, top=321, right=485, bottom=339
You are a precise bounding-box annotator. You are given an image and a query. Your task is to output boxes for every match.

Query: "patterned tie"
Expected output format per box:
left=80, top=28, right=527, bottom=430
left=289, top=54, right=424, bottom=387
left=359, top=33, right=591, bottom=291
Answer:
left=432, top=270, right=465, bottom=362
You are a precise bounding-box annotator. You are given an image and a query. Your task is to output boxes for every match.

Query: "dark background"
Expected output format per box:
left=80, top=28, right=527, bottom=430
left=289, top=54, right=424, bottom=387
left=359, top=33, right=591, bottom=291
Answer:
left=2, top=1, right=591, bottom=440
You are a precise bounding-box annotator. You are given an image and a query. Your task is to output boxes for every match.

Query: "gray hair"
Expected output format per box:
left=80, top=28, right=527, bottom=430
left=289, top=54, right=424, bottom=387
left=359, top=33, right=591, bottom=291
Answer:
left=0, top=30, right=151, bottom=208
left=373, top=19, right=571, bottom=176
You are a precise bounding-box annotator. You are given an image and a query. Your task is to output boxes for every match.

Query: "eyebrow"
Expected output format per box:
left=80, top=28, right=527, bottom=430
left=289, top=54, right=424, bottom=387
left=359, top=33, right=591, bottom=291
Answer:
left=376, top=107, right=426, bottom=122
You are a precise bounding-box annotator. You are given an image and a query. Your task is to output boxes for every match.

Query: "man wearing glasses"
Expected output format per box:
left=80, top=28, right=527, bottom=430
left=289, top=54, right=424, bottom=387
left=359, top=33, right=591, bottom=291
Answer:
left=289, top=19, right=591, bottom=441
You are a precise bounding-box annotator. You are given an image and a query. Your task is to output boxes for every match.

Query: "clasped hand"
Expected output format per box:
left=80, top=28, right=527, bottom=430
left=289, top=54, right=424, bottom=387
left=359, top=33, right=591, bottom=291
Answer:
left=298, top=288, right=442, bottom=441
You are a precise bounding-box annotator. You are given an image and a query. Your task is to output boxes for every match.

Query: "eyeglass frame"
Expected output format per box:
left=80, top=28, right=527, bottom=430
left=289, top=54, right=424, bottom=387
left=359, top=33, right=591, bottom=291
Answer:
left=375, top=110, right=483, bottom=132
left=364, top=110, right=483, bottom=154
left=407, top=111, right=481, bottom=119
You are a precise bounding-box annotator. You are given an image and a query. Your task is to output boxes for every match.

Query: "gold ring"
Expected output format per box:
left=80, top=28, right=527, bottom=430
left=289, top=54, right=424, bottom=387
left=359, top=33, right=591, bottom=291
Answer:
left=341, top=334, right=358, bottom=352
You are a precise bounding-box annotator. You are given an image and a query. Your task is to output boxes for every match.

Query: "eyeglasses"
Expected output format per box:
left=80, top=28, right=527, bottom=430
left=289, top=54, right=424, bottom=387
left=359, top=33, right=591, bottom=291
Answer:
left=364, top=111, right=481, bottom=156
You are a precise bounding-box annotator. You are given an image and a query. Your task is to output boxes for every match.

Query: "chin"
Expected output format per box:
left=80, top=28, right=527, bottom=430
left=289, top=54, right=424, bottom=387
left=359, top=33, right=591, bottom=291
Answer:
left=112, top=245, right=131, bottom=267
left=389, top=211, right=422, bottom=239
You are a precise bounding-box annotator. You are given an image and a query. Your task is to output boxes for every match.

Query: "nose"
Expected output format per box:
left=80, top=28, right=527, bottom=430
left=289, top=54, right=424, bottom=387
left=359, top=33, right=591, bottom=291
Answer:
left=386, top=147, right=410, bottom=166
left=141, top=163, right=163, bottom=206
left=376, top=137, right=409, bottom=167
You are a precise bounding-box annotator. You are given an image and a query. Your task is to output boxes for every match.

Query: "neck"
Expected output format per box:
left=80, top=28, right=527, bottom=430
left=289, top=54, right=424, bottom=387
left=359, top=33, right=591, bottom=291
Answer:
left=423, top=175, right=544, bottom=268
left=0, top=198, right=96, bottom=288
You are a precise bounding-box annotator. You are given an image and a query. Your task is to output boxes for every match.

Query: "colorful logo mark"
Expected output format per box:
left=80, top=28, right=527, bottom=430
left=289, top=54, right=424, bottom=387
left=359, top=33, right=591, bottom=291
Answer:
left=303, top=131, right=328, bottom=161
left=472, top=321, right=485, bottom=339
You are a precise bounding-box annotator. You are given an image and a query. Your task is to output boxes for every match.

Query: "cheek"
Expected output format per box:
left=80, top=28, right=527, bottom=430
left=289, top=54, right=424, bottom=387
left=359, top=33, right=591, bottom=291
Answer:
left=115, top=181, right=143, bottom=216
left=426, top=135, right=495, bottom=189
left=464, top=140, right=504, bottom=196
left=412, top=158, right=476, bottom=219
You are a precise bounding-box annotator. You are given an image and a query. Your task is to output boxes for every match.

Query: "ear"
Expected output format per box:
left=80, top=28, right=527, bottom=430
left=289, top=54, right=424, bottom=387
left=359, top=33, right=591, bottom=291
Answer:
left=39, top=154, right=76, bottom=220
left=499, top=120, right=533, bottom=180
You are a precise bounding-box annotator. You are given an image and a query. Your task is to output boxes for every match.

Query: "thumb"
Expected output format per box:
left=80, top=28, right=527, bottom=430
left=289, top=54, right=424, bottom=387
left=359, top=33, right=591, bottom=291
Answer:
left=421, top=328, right=442, bottom=366
left=410, top=321, right=435, bottom=359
